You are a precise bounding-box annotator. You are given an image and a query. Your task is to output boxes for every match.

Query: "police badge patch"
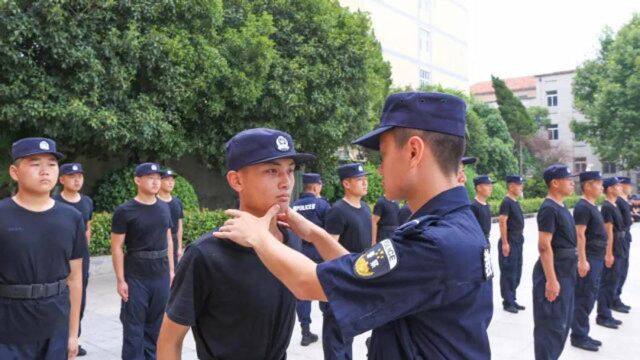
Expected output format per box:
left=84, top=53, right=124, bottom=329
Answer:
left=482, top=246, right=493, bottom=280
left=353, top=239, right=398, bottom=279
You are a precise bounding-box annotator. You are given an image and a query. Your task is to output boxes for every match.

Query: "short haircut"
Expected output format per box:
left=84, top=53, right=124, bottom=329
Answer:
left=393, top=128, right=465, bottom=176
left=303, top=183, right=316, bottom=191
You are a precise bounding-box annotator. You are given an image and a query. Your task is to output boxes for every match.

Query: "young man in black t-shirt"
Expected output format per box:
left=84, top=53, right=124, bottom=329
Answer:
left=0, top=138, right=86, bottom=359
left=322, top=162, right=371, bottom=360
left=596, top=177, right=625, bottom=330
left=498, top=175, right=526, bottom=314
left=111, top=162, right=174, bottom=359
left=158, top=169, right=184, bottom=266
left=157, top=128, right=312, bottom=360
left=470, top=175, right=494, bottom=241
left=613, top=176, right=633, bottom=313
left=55, top=162, right=94, bottom=357
left=372, top=195, right=400, bottom=244
left=569, top=171, right=606, bottom=351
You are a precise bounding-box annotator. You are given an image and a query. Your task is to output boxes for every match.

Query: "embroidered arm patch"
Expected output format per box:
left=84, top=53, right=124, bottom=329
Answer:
left=353, top=239, right=398, bottom=279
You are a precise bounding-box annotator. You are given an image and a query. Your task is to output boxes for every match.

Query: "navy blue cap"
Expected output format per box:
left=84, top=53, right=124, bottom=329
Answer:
left=473, top=175, right=495, bottom=186
left=543, top=164, right=577, bottom=182
left=225, top=128, right=315, bottom=171
left=160, top=169, right=178, bottom=178
left=603, top=177, right=621, bottom=189
left=352, top=92, right=467, bottom=150
left=461, top=156, right=477, bottom=165
left=506, top=175, right=524, bottom=184
left=11, top=137, right=64, bottom=161
left=135, top=162, right=162, bottom=177
left=338, top=163, right=369, bottom=180
left=618, top=176, right=631, bottom=184
left=579, top=171, right=602, bottom=182
left=302, top=173, right=322, bottom=184
left=60, top=163, right=84, bottom=175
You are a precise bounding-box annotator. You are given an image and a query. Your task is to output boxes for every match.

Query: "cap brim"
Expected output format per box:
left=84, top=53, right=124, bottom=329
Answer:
left=341, top=171, right=369, bottom=180
left=161, top=174, right=179, bottom=179
left=352, top=126, right=395, bottom=150
left=239, top=153, right=316, bottom=170
left=61, top=170, right=84, bottom=175
left=14, top=150, right=65, bottom=161
left=461, top=157, right=478, bottom=165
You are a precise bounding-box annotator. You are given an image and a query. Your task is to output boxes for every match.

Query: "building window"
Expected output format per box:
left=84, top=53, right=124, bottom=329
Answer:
left=419, top=69, right=431, bottom=86
left=419, top=0, right=431, bottom=21
left=574, top=157, right=587, bottom=174
left=546, top=90, right=558, bottom=107
left=603, top=162, right=617, bottom=174
left=547, top=124, right=559, bottom=140
left=419, top=29, right=431, bottom=59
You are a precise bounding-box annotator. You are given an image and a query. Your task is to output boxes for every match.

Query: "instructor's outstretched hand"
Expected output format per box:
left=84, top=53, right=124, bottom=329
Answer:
left=276, top=206, right=318, bottom=242
left=215, top=204, right=281, bottom=247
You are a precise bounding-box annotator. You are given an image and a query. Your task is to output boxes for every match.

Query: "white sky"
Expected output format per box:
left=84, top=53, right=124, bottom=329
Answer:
left=468, top=0, right=640, bottom=84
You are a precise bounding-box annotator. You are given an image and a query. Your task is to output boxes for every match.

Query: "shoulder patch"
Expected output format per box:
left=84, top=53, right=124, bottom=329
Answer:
left=353, top=239, right=398, bottom=279
left=482, top=245, right=494, bottom=280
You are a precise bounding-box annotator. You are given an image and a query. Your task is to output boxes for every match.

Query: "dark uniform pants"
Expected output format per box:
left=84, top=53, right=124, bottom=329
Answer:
left=79, top=254, right=90, bottom=337
left=120, top=275, right=170, bottom=360
left=499, top=235, right=524, bottom=307
left=296, top=243, right=323, bottom=327
left=614, top=231, right=631, bottom=305
left=0, top=326, right=68, bottom=360
left=532, top=255, right=576, bottom=360
left=320, top=302, right=353, bottom=360
left=570, top=255, right=604, bottom=341
left=598, top=231, right=627, bottom=321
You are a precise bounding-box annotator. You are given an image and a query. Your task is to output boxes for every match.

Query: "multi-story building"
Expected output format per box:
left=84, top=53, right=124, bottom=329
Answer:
left=340, top=0, right=469, bottom=90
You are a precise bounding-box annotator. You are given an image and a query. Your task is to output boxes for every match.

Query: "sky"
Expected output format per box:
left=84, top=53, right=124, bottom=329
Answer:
left=468, top=0, right=640, bottom=84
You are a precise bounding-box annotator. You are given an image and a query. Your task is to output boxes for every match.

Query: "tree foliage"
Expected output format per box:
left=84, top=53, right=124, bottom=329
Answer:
left=572, top=15, right=640, bottom=170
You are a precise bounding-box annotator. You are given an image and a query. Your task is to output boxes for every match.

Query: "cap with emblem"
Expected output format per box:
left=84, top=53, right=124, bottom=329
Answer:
left=461, top=156, right=477, bottom=166
left=543, top=164, right=577, bottom=183
left=11, top=137, right=64, bottom=161
left=506, top=175, right=524, bottom=184
left=338, top=163, right=369, bottom=180
left=160, top=169, right=178, bottom=179
left=352, top=92, right=467, bottom=150
left=135, top=162, right=162, bottom=177
left=225, top=128, right=315, bottom=171
left=303, top=173, right=322, bottom=185
left=473, top=175, right=496, bottom=186
left=60, top=163, right=84, bottom=176
left=578, top=171, right=602, bottom=182
left=603, top=177, right=621, bottom=190
left=618, top=176, right=631, bottom=185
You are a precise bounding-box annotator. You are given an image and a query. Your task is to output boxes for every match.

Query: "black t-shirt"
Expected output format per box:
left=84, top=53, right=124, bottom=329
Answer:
left=470, top=199, right=492, bottom=237
left=0, top=198, right=86, bottom=343
left=397, top=205, right=412, bottom=224
left=160, top=196, right=184, bottom=236
left=53, top=193, right=94, bottom=224
left=166, top=228, right=301, bottom=360
left=616, top=197, right=633, bottom=231
left=373, top=197, right=400, bottom=229
left=573, top=199, right=607, bottom=257
left=601, top=200, right=624, bottom=232
left=537, top=198, right=576, bottom=250
left=325, top=199, right=372, bottom=253
left=111, top=199, right=173, bottom=279
left=499, top=196, right=524, bottom=235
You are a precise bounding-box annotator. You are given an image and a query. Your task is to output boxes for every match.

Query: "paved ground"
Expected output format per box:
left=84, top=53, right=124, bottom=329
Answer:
left=79, top=217, right=640, bottom=359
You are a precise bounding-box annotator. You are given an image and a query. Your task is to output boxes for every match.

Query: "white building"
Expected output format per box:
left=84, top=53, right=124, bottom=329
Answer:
left=340, top=0, right=469, bottom=90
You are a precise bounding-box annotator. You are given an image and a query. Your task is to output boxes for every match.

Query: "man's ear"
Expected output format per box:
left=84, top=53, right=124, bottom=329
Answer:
left=133, top=176, right=141, bottom=187
left=407, top=135, right=426, bottom=168
left=227, top=170, right=243, bottom=192
left=9, top=164, right=18, bottom=182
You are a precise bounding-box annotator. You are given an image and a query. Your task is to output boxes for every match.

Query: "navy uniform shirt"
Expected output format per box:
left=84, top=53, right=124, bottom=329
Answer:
left=470, top=199, right=492, bottom=238
left=499, top=196, right=524, bottom=237
left=317, top=186, right=493, bottom=359
left=166, top=228, right=301, bottom=360
left=616, top=197, right=633, bottom=231
left=602, top=200, right=627, bottom=258
left=54, top=193, right=93, bottom=275
left=372, top=197, right=400, bottom=229
left=537, top=198, right=577, bottom=276
left=0, top=198, right=86, bottom=343
left=111, top=199, right=173, bottom=279
left=397, top=204, right=412, bottom=225
left=573, top=199, right=607, bottom=258
left=325, top=199, right=372, bottom=253
left=292, top=192, right=330, bottom=229
left=161, top=196, right=184, bottom=237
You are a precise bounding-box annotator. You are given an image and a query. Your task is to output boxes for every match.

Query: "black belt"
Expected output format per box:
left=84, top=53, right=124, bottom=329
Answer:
left=0, top=279, right=67, bottom=299
left=127, top=248, right=168, bottom=260
left=379, top=225, right=397, bottom=231
left=615, top=231, right=626, bottom=239
left=554, top=248, right=577, bottom=259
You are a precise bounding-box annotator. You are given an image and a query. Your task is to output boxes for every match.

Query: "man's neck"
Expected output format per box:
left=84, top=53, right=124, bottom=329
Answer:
left=606, top=195, right=618, bottom=205
left=61, top=189, right=81, bottom=202
left=547, top=191, right=566, bottom=206
left=475, top=196, right=488, bottom=205
left=582, top=193, right=597, bottom=205
left=406, top=177, right=459, bottom=214
left=238, top=204, right=284, bottom=242
left=342, top=193, right=362, bottom=208
left=157, top=190, right=172, bottom=202
left=135, top=192, right=157, bottom=205
left=13, top=190, right=55, bottom=212
left=507, top=192, right=519, bottom=201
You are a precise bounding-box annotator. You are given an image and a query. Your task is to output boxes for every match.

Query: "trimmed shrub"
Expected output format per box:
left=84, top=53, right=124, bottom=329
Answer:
left=94, top=166, right=199, bottom=212
left=363, top=163, right=383, bottom=205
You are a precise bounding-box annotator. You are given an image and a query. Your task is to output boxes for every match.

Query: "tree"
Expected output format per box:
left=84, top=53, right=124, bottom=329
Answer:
left=0, top=0, right=390, bottom=176
left=572, top=15, right=640, bottom=170
left=491, top=75, right=538, bottom=174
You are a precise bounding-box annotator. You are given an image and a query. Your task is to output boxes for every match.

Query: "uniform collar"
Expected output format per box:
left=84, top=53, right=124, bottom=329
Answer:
left=411, top=186, right=470, bottom=219
left=299, top=192, right=315, bottom=199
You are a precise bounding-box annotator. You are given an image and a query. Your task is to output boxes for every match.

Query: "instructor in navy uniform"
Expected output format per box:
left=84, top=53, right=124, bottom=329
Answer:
left=532, top=164, right=578, bottom=360
left=214, top=92, right=494, bottom=360
left=291, top=172, right=329, bottom=346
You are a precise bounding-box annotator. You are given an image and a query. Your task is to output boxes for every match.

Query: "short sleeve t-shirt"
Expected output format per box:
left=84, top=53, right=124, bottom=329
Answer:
left=601, top=201, right=624, bottom=232
left=470, top=199, right=492, bottom=237
left=325, top=199, right=372, bottom=253
left=111, top=199, right=173, bottom=279
left=573, top=198, right=607, bottom=257
left=160, top=196, right=184, bottom=236
left=53, top=193, right=94, bottom=224
left=373, top=197, right=400, bottom=228
left=166, top=227, right=301, bottom=360
left=397, top=205, right=412, bottom=225
left=537, top=198, right=576, bottom=251
left=616, top=197, right=633, bottom=231
left=0, top=198, right=86, bottom=343
left=499, top=197, right=524, bottom=235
